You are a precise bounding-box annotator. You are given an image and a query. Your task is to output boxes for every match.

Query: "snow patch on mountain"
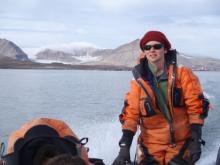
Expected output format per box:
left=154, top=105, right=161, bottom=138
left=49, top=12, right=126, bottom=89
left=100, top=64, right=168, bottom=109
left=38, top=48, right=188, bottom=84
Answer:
left=34, top=59, right=75, bottom=64
left=73, top=55, right=102, bottom=63
left=24, top=42, right=100, bottom=59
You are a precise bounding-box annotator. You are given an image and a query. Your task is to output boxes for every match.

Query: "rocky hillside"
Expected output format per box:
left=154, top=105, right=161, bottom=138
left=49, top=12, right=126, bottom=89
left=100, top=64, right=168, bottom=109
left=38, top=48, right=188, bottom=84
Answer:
left=86, top=39, right=141, bottom=66
left=186, top=56, right=220, bottom=71
left=0, top=39, right=29, bottom=61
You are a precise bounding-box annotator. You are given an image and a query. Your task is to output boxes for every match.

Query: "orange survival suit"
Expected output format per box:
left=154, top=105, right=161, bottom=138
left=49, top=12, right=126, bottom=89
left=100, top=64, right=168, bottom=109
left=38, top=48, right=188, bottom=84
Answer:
left=119, top=50, right=208, bottom=164
left=1, top=118, right=94, bottom=165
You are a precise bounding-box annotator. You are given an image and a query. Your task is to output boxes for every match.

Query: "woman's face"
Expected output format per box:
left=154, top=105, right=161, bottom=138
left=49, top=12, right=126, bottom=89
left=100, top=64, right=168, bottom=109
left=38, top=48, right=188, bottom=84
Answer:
left=143, top=41, right=167, bottom=64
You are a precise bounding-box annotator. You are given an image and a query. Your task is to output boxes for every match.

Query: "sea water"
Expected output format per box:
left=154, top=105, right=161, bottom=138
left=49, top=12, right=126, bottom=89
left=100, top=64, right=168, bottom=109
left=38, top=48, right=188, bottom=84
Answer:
left=0, top=69, right=219, bottom=165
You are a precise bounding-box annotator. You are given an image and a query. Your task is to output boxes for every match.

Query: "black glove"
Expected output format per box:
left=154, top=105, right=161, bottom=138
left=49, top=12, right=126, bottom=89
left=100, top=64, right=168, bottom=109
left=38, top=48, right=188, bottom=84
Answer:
left=112, top=146, right=131, bottom=165
left=188, top=124, right=204, bottom=164
left=112, top=130, right=134, bottom=165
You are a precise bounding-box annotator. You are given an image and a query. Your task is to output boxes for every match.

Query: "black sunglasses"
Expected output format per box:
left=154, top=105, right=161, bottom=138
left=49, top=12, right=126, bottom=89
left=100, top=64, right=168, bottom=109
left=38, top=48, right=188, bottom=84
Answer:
left=143, top=44, right=164, bottom=51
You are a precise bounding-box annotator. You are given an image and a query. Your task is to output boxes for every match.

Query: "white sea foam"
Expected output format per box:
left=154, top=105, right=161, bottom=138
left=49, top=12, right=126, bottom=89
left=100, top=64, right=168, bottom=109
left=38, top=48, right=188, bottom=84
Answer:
left=197, top=147, right=219, bottom=165
left=204, top=91, right=215, bottom=99
left=73, top=119, right=138, bottom=164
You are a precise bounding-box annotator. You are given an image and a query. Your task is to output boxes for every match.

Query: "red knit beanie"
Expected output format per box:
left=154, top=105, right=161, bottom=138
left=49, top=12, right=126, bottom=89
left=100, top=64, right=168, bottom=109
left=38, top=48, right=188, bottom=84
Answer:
left=140, top=31, right=171, bottom=51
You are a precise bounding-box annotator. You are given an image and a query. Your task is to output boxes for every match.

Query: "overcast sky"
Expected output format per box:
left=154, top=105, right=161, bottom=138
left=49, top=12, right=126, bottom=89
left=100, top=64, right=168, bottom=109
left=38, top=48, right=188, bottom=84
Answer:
left=0, top=0, right=220, bottom=58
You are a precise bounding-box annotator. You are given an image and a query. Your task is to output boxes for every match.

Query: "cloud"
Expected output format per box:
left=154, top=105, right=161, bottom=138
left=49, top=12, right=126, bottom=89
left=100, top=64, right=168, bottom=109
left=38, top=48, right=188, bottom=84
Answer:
left=157, top=20, right=220, bottom=56
left=0, top=17, right=87, bottom=34
left=93, top=0, right=220, bottom=16
left=1, top=0, right=220, bottom=58
left=132, top=13, right=220, bottom=57
left=94, top=0, right=142, bottom=11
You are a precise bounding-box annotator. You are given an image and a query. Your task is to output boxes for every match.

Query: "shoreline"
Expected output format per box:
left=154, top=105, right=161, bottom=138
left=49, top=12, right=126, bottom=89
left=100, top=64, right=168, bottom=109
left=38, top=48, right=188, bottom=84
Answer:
left=0, top=61, right=132, bottom=71
left=0, top=60, right=219, bottom=71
